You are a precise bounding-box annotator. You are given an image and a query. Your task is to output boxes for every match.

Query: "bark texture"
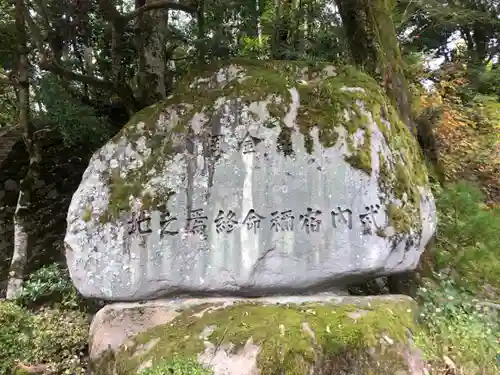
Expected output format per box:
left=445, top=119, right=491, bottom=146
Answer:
left=137, top=0, right=170, bottom=104
left=335, top=0, right=414, bottom=134
left=7, top=0, right=38, bottom=300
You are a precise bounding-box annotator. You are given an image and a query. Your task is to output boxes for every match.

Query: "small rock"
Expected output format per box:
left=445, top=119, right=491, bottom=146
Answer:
left=47, top=189, right=58, bottom=199
left=347, top=309, right=369, bottom=320
left=4, top=179, right=17, bottom=191
left=301, top=322, right=316, bottom=342
left=443, top=355, right=456, bottom=370
left=382, top=335, right=394, bottom=345
left=279, top=324, right=285, bottom=336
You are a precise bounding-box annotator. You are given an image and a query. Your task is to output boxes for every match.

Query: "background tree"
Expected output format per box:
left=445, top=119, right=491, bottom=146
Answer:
left=334, top=0, right=415, bottom=134
left=6, top=0, right=39, bottom=300
left=0, top=0, right=17, bottom=128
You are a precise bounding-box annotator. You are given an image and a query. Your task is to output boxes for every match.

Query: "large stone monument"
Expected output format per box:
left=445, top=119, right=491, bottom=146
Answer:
left=64, top=61, right=437, bottom=301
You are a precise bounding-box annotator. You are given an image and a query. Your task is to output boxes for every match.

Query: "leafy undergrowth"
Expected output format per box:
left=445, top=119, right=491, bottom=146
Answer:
left=0, top=301, right=89, bottom=374
left=413, top=60, right=500, bottom=374
left=414, top=276, right=499, bottom=375
left=412, top=181, right=500, bottom=375
left=0, top=264, right=93, bottom=374
left=16, top=263, right=79, bottom=309
left=139, top=358, right=213, bottom=375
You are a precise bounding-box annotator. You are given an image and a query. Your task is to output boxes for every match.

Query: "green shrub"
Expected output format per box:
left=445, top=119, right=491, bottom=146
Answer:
left=414, top=276, right=499, bottom=374
left=414, top=182, right=500, bottom=373
left=139, top=358, right=213, bottom=375
left=0, top=301, right=34, bottom=373
left=0, top=301, right=89, bottom=374
left=16, top=263, right=79, bottom=309
left=29, top=308, right=89, bottom=372
left=434, top=182, right=500, bottom=292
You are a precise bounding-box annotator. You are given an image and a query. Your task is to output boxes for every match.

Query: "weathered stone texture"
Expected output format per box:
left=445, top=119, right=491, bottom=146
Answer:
left=65, top=61, right=437, bottom=301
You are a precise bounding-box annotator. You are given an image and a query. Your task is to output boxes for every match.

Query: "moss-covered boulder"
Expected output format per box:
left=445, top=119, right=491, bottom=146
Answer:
left=89, top=295, right=428, bottom=374
left=65, top=60, right=437, bottom=301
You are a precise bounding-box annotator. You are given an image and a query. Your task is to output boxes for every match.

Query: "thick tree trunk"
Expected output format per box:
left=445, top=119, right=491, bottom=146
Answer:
left=7, top=0, right=39, bottom=300
left=334, top=0, right=415, bottom=135
left=136, top=0, right=170, bottom=104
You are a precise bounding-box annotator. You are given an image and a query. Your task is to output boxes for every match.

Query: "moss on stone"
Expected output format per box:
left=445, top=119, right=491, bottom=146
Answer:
left=376, top=110, right=428, bottom=234
left=101, top=165, right=175, bottom=222
left=98, top=108, right=178, bottom=221
left=82, top=205, right=92, bottom=222
left=98, top=59, right=429, bottom=232
left=294, top=65, right=380, bottom=154
left=387, top=203, right=412, bottom=233
left=12, top=369, right=32, bottom=375
left=376, top=227, right=387, bottom=237
left=344, top=129, right=373, bottom=175
left=95, top=298, right=419, bottom=375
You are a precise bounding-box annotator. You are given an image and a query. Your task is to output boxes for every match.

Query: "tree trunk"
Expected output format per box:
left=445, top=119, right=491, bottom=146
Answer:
left=136, top=0, right=170, bottom=104
left=196, top=0, right=206, bottom=65
left=334, top=0, right=415, bottom=135
left=415, top=106, right=444, bottom=181
left=305, top=0, right=315, bottom=48
left=7, top=182, right=31, bottom=300
left=7, top=0, right=39, bottom=300
left=292, top=0, right=305, bottom=56
left=256, top=0, right=263, bottom=46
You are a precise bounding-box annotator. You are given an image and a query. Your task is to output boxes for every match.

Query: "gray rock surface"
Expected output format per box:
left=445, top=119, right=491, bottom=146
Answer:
left=88, top=295, right=428, bottom=375
left=65, top=61, right=437, bottom=301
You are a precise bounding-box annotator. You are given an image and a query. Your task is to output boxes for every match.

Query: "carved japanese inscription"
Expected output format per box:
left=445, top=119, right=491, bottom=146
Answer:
left=126, top=203, right=386, bottom=238
left=123, top=128, right=391, bottom=239
left=208, top=134, right=224, bottom=158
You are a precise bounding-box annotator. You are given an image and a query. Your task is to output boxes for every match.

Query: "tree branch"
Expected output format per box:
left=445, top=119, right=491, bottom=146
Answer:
left=98, top=0, right=196, bottom=28
left=41, top=57, right=140, bottom=116
left=123, top=0, right=197, bottom=22
left=40, top=58, right=115, bottom=91
left=51, top=74, right=130, bottom=126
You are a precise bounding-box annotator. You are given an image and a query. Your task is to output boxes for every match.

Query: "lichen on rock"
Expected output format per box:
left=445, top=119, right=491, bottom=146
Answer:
left=89, top=295, right=427, bottom=375
left=65, top=59, right=437, bottom=301
left=99, top=60, right=428, bottom=227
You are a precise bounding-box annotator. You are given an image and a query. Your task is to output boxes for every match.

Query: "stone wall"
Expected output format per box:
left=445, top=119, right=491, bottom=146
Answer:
left=0, top=132, right=94, bottom=294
